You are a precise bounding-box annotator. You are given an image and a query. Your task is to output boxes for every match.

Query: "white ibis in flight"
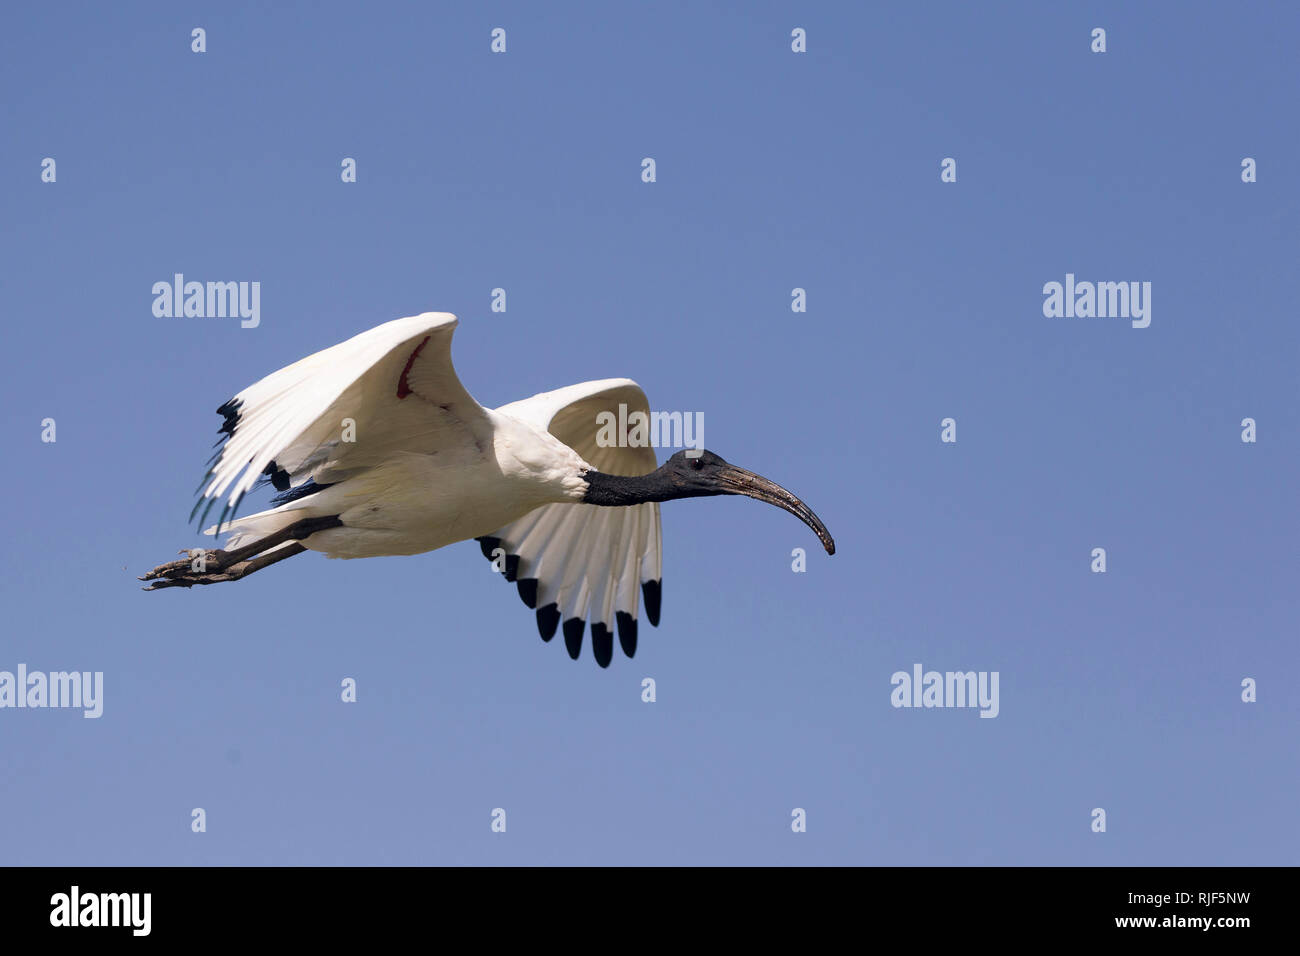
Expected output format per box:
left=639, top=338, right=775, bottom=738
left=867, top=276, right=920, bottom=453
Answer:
left=142, top=312, right=835, bottom=666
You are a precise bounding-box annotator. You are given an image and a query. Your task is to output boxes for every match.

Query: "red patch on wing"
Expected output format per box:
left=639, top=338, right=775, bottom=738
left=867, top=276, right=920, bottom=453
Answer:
left=396, top=335, right=431, bottom=399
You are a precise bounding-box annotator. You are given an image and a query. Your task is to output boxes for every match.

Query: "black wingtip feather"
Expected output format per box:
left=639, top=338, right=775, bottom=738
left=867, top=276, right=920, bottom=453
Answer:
left=503, top=553, right=520, bottom=582
left=214, top=498, right=232, bottom=537
left=616, top=611, right=638, bottom=658
left=591, top=623, right=613, bottom=668
left=642, top=580, right=662, bottom=627
left=477, top=536, right=501, bottom=561
left=516, top=578, right=538, bottom=609
left=261, top=461, right=291, bottom=492
left=563, top=618, right=585, bottom=660
left=536, top=604, right=560, bottom=641
left=216, top=399, right=242, bottom=436
left=197, top=494, right=218, bottom=531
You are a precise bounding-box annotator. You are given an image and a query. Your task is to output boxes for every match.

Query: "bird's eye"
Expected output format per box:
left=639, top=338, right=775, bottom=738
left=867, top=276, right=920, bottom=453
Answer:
left=690, top=456, right=704, bottom=469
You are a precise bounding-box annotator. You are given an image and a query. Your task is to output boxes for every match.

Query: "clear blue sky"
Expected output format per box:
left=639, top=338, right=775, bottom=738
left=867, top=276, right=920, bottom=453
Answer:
left=2, top=1, right=1295, bottom=865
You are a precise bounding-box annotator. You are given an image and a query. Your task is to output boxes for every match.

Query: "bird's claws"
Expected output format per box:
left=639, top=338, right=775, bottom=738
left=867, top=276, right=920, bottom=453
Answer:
left=139, top=549, right=234, bottom=583
left=140, top=566, right=247, bottom=590
left=141, top=577, right=196, bottom=591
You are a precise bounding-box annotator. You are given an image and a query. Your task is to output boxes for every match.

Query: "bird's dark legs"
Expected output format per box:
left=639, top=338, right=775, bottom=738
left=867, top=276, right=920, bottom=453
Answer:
left=141, top=542, right=308, bottom=590
left=140, top=515, right=342, bottom=590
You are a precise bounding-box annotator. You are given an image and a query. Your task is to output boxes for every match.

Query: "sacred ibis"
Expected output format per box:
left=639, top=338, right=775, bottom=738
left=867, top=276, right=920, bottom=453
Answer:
left=141, top=312, right=835, bottom=666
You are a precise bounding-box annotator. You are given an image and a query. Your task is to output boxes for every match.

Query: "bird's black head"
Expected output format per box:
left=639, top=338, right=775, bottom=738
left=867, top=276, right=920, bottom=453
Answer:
left=585, top=448, right=835, bottom=555
left=659, top=449, right=734, bottom=495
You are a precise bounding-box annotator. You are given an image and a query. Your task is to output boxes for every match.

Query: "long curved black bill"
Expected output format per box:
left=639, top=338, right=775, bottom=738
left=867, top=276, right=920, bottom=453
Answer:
left=715, top=464, right=836, bottom=555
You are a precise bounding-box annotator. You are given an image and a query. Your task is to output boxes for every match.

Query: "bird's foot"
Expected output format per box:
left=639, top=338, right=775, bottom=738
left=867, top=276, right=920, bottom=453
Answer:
left=139, top=549, right=238, bottom=589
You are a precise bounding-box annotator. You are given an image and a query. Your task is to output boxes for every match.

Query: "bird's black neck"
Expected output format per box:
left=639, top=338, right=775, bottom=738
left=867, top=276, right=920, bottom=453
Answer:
left=582, top=468, right=682, bottom=506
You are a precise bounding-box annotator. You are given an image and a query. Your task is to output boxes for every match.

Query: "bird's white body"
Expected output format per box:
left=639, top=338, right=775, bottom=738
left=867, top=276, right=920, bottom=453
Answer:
left=249, top=408, right=589, bottom=559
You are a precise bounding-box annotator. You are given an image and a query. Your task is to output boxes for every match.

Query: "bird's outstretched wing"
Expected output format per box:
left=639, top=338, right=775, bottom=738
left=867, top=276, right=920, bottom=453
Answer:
left=195, top=312, right=484, bottom=530
left=479, top=379, right=663, bottom=667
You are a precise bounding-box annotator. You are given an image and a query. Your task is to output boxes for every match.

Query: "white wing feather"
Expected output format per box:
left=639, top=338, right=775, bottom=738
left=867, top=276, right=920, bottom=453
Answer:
left=477, top=379, right=663, bottom=667
left=196, top=312, right=484, bottom=526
